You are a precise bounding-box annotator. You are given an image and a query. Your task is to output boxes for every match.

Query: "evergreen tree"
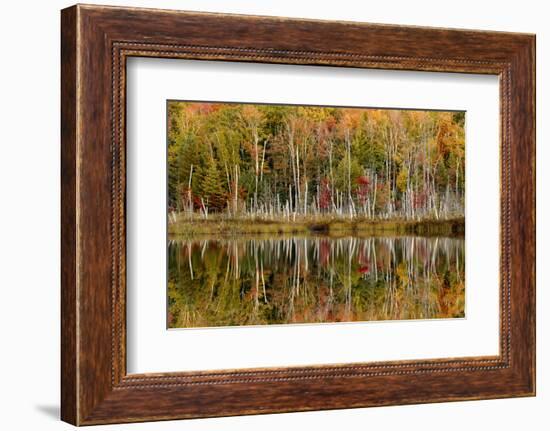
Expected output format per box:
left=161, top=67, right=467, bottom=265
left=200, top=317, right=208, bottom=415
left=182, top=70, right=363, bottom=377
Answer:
left=200, top=158, right=226, bottom=212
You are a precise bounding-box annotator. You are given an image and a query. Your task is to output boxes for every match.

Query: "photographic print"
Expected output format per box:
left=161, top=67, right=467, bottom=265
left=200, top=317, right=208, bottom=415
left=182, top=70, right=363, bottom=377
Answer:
left=61, top=7, right=536, bottom=422
left=167, top=101, right=465, bottom=329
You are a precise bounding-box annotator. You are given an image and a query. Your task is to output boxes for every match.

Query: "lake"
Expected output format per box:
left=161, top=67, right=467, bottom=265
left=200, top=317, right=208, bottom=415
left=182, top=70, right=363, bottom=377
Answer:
left=167, top=235, right=465, bottom=328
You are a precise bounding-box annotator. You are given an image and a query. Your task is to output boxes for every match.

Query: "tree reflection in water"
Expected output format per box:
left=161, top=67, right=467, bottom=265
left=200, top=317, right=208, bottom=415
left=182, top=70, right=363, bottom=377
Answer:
left=168, top=235, right=465, bottom=328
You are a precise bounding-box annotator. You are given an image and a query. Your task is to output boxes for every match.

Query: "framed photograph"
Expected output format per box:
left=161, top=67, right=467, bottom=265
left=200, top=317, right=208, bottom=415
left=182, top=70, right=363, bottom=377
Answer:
left=61, top=4, right=535, bottom=425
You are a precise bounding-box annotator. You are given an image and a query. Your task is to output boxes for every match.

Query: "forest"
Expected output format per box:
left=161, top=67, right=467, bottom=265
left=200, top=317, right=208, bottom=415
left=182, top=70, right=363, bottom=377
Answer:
left=167, top=101, right=465, bottom=235
left=166, top=102, right=466, bottom=328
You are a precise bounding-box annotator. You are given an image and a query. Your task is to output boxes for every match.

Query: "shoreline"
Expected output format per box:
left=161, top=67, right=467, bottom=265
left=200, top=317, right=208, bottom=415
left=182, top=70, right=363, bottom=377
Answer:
left=168, top=215, right=465, bottom=238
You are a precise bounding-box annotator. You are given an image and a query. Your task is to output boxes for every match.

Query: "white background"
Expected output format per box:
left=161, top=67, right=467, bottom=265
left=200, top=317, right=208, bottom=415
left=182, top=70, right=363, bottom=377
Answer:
left=0, top=0, right=547, bottom=430
left=127, top=59, right=500, bottom=373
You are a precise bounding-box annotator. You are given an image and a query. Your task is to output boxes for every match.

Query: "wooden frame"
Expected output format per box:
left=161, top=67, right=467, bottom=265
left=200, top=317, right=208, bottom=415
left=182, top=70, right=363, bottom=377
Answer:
left=61, top=4, right=535, bottom=425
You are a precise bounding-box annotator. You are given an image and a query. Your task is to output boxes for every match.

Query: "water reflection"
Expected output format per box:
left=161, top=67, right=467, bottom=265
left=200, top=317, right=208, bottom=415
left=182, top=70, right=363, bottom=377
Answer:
left=168, top=235, right=465, bottom=328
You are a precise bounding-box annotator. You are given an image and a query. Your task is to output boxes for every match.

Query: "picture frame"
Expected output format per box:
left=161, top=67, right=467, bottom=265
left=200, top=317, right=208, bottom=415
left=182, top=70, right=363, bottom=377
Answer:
left=61, top=4, right=535, bottom=425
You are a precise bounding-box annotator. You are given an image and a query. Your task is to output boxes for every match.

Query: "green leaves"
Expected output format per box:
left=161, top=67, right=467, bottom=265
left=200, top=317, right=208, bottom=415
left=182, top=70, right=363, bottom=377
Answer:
left=167, top=101, right=465, bottom=219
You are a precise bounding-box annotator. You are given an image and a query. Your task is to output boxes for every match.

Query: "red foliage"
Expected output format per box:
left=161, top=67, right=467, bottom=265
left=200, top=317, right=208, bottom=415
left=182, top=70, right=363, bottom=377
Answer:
left=413, top=190, right=428, bottom=209
left=185, top=102, right=220, bottom=115
left=319, top=177, right=332, bottom=210
left=319, top=239, right=331, bottom=267
left=324, top=116, right=337, bottom=132
left=238, top=186, right=248, bottom=200
left=355, top=175, right=370, bottom=205
left=193, top=194, right=204, bottom=210
left=358, top=265, right=370, bottom=275
left=357, top=249, right=370, bottom=275
left=356, top=175, right=370, bottom=186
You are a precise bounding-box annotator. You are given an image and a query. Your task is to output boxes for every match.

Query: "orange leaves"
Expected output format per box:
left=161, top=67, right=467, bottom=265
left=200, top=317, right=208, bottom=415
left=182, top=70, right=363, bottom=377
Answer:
left=435, top=112, right=464, bottom=158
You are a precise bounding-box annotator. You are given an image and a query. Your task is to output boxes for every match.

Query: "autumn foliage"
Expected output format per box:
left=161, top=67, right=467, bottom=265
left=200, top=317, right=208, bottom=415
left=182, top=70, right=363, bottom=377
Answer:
left=168, top=102, right=465, bottom=221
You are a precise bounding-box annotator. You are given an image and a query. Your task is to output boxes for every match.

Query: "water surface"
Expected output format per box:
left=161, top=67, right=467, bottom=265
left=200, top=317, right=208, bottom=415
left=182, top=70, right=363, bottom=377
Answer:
left=168, top=235, right=464, bottom=328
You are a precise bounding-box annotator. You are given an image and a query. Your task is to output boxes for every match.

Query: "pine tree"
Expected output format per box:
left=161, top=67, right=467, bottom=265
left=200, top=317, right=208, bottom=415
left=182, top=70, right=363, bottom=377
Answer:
left=200, top=158, right=226, bottom=212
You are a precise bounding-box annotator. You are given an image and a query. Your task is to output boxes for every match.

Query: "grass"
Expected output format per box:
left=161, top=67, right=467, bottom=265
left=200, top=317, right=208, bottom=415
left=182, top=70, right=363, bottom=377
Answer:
left=168, top=214, right=465, bottom=238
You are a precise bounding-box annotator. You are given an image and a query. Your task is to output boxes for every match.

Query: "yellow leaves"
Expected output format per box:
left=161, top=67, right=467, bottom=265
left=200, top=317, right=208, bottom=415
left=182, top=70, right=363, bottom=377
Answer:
left=396, top=262, right=410, bottom=285
left=296, top=106, right=334, bottom=123
left=407, top=110, right=428, bottom=124
left=396, top=167, right=409, bottom=193
left=435, top=112, right=465, bottom=158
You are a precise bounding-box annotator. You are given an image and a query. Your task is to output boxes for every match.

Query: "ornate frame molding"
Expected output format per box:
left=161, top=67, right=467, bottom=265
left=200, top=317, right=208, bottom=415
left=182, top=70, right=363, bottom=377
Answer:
left=61, top=5, right=535, bottom=425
